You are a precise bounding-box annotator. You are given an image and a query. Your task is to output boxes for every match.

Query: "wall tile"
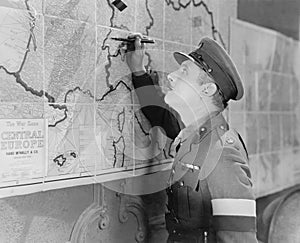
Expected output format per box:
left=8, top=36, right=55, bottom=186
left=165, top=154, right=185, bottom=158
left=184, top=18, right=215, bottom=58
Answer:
left=230, top=18, right=300, bottom=197
left=272, top=35, right=286, bottom=73
left=244, top=69, right=257, bottom=111
left=256, top=153, right=289, bottom=196
left=96, top=27, right=132, bottom=102
left=256, top=33, right=276, bottom=71
left=0, top=0, right=43, bottom=14
left=191, top=0, right=220, bottom=46
left=281, top=114, right=293, bottom=149
left=0, top=9, right=43, bottom=75
left=270, top=114, right=281, bottom=151
left=0, top=103, right=44, bottom=119
left=256, top=154, right=275, bottom=196
left=248, top=155, right=259, bottom=197
left=136, top=0, right=163, bottom=39
left=245, top=113, right=258, bottom=155
left=270, top=73, right=285, bottom=111
left=281, top=38, right=296, bottom=74
left=97, top=0, right=135, bottom=30
left=46, top=103, right=96, bottom=177
left=144, top=40, right=164, bottom=73
left=229, top=112, right=246, bottom=140
left=45, top=0, right=95, bottom=23
left=277, top=151, right=296, bottom=188
left=257, top=114, right=270, bottom=153
left=44, top=17, right=96, bottom=103
left=96, top=104, right=135, bottom=170
left=0, top=69, right=42, bottom=103
left=229, top=19, right=246, bottom=72
left=281, top=76, right=292, bottom=111
left=291, top=77, right=300, bottom=110
left=230, top=97, right=245, bottom=112
left=293, top=149, right=300, bottom=184
left=216, top=0, right=237, bottom=49
left=257, top=72, right=271, bottom=111
left=291, top=114, right=300, bottom=147
left=164, top=2, right=192, bottom=44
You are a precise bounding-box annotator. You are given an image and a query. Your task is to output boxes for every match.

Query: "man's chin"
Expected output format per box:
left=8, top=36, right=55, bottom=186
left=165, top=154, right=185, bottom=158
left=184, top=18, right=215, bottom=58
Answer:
left=164, top=93, right=175, bottom=107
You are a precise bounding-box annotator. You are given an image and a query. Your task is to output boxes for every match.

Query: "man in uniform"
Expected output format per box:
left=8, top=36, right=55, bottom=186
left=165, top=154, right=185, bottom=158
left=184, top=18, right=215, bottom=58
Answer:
left=124, top=34, right=258, bottom=242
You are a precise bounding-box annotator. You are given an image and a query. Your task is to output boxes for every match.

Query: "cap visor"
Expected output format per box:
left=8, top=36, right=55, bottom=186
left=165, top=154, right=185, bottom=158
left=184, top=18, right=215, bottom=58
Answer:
left=173, top=51, right=205, bottom=70
left=173, top=52, right=194, bottom=65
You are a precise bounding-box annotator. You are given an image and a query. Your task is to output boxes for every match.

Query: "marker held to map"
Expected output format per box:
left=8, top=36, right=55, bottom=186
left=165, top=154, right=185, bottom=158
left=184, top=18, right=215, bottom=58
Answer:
left=110, top=37, right=155, bottom=44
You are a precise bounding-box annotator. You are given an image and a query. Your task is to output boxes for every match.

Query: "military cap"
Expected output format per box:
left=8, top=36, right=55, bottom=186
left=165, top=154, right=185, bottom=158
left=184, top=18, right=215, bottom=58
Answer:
left=173, top=37, right=244, bottom=101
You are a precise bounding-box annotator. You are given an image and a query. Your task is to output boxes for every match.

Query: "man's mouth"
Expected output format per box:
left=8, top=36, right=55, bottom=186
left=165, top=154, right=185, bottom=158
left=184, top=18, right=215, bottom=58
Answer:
left=167, top=85, right=173, bottom=91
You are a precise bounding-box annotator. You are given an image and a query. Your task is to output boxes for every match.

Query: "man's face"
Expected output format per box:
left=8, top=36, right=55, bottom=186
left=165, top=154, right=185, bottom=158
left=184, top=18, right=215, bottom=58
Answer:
left=164, top=60, right=204, bottom=109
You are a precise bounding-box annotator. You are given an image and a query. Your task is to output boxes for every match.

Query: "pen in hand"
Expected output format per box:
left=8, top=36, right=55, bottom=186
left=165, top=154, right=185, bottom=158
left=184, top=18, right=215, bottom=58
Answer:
left=110, top=37, right=155, bottom=44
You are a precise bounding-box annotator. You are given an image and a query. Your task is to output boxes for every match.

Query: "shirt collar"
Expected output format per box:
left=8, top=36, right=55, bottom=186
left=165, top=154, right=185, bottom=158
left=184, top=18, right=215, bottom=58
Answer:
left=175, top=111, right=227, bottom=144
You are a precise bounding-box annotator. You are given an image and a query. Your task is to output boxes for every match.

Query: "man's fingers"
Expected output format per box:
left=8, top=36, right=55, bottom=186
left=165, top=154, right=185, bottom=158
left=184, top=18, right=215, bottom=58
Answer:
left=134, top=36, right=142, bottom=50
left=127, top=33, right=146, bottom=51
left=119, top=46, right=126, bottom=55
left=128, top=33, right=143, bottom=39
left=117, top=42, right=127, bottom=55
left=118, top=42, right=126, bottom=50
left=134, top=37, right=146, bottom=51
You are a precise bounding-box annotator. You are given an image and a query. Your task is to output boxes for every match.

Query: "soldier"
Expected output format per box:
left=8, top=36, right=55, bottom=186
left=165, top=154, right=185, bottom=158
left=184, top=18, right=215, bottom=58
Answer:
left=124, top=34, right=258, bottom=243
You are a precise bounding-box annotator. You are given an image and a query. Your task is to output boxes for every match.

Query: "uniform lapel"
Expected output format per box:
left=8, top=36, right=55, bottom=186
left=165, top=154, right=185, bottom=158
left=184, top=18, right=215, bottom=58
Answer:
left=168, top=112, right=228, bottom=189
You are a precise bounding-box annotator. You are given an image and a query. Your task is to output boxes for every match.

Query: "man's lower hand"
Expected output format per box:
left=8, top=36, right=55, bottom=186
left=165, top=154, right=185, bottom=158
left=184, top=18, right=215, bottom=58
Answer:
left=121, top=33, right=147, bottom=76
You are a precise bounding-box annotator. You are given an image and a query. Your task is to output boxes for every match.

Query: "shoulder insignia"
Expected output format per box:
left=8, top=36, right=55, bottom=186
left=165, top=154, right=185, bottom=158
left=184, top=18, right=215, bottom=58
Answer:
left=221, top=129, right=238, bottom=146
left=221, top=129, right=249, bottom=161
left=225, top=136, right=235, bottom=145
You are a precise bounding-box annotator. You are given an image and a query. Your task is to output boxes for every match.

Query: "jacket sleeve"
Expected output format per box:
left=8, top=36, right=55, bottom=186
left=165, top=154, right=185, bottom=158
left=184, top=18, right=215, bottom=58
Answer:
left=132, top=72, right=182, bottom=140
left=206, top=144, right=258, bottom=243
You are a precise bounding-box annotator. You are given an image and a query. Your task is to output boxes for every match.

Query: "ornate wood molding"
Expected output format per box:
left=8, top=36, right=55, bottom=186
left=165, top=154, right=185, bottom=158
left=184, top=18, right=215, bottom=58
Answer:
left=69, top=183, right=148, bottom=242
left=69, top=202, right=108, bottom=243
left=117, top=192, right=147, bottom=243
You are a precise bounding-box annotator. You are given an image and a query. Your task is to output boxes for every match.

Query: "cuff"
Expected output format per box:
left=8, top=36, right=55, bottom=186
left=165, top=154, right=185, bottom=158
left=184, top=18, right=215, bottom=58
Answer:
left=132, top=72, right=154, bottom=89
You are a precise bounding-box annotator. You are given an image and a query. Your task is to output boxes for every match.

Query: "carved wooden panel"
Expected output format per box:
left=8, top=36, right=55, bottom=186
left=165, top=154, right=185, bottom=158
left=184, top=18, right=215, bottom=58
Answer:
left=70, top=184, right=147, bottom=243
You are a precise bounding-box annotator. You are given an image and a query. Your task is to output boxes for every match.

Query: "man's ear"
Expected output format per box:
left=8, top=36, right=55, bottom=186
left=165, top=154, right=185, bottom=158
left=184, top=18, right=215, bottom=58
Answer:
left=199, top=82, right=218, bottom=97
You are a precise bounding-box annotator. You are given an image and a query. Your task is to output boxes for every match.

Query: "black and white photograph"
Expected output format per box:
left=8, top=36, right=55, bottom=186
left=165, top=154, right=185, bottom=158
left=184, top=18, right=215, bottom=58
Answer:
left=0, top=0, right=299, bottom=242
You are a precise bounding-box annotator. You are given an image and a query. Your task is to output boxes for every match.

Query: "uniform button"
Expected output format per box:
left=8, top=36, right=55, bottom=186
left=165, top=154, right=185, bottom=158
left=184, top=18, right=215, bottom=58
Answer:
left=226, top=137, right=234, bottom=144
left=173, top=230, right=176, bottom=234
left=220, top=125, right=225, bottom=130
left=200, top=127, right=206, bottom=134
left=172, top=169, right=175, bottom=174
left=179, top=181, right=184, bottom=187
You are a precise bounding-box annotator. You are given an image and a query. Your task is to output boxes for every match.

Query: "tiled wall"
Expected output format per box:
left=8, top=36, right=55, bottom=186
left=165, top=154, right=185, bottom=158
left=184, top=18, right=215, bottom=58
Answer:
left=229, top=19, right=300, bottom=198
left=238, top=0, right=300, bottom=40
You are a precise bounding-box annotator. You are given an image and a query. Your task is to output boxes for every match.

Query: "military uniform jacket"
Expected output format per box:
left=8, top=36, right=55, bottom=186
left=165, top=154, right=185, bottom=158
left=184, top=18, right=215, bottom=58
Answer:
left=132, top=72, right=258, bottom=243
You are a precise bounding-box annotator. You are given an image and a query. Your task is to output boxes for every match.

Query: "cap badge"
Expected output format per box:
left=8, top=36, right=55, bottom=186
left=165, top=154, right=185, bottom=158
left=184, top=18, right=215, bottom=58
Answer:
left=226, top=137, right=235, bottom=144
